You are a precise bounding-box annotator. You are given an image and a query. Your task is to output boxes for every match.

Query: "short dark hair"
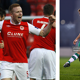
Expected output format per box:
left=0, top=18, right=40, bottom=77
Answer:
left=43, top=4, right=54, bottom=15
left=9, top=3, right=20, bottom=13
left=54, top=10, right=56, bottom=16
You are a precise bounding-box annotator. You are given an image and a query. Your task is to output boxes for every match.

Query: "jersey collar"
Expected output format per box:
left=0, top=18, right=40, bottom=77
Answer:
left=10, top=19, right=21, bottom=25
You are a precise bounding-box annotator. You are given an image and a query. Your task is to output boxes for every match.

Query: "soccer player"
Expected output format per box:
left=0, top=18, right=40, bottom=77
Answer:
left=28, top=4, right=56, bottom=80
left=0, top=8, right=6, bottom=80
left=63, top=9, right=80, bottom=68
left=0, top=30, right=3, bottom=80
left=0, top=3, right=55, bottom=80
left=63, top=33, right=80, bottom=67
left=0, top=8, right=17, bottom=80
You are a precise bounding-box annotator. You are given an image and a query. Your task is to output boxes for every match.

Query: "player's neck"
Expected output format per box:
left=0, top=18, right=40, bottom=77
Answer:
left=44, top=15, right=49, bottom=17
left=11, top=19, right=20, bottom=25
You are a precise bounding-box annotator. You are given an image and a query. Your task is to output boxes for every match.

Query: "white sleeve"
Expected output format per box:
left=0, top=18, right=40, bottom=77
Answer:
left=0, top=20, right=4, bottom=30
left=28, top=22, right=41, bottom=35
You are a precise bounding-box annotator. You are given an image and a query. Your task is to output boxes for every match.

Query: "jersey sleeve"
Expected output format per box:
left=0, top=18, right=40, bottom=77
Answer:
left=0, top=20, right=4, bottom=30
left=28, top=22, right=41, bottom=35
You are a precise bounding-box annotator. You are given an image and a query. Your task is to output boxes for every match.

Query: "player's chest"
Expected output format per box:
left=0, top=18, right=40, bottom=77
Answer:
left=2, top=24, right=28, bottom=38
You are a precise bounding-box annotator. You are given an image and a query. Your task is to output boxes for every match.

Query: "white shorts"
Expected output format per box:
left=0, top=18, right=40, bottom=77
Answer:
left=28, top=48, right=56, bottom=79
left=0, top=61, right=29, bottom=80
left=0, top=61, right=2, bottom=80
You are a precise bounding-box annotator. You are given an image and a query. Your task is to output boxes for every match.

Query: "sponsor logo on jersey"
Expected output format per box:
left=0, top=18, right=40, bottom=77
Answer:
left=20, top=26, right=24, bottom=30
left=6, top=25, right=11, bottom=27
left=7, top=32, right=23, bottom=38
left=37, top=20, right=48, bottom=24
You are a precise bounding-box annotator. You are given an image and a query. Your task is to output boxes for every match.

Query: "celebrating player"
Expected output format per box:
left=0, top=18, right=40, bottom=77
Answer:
left=0, top=3, right=55, bottom=80
left=0, top=8, right=6, bottom=80
left=28, top=4, right=56, bottom=80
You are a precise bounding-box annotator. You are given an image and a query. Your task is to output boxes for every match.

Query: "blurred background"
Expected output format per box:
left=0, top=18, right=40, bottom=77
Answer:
left=60, top=0, right=80, bottom=57
left=60, top=1, right=80, bottom=80
left=0, top=0, right=56, bottom=16
left=0, top=0, right=56, bottom=58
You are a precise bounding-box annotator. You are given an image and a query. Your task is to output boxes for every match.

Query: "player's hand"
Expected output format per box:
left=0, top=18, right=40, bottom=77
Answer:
left=52, top=22, right=56, bottom=28
left=73, top=39, right=78, bottom=45
left=0, top=40, right=4, bottom=48
left=49, top=15, right=56, bottom=25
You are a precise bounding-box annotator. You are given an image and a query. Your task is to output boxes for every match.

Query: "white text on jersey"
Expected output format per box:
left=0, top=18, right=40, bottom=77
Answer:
left=7, top=32, right=23, bottom=38
left=37, top=20, right=48, bottom=24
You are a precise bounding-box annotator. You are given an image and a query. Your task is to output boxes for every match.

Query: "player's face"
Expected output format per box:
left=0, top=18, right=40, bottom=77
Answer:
left=2, top=15, right=5, bottom=20
left=0, top=16, right=1, bottom=21
left=0, top=16, right=2, bottom=21
left=11, top=6, right=23, bottom=24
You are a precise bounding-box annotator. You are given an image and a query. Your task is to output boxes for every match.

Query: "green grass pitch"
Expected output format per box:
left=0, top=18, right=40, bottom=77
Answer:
left=60, top=57, right=80, bottom=80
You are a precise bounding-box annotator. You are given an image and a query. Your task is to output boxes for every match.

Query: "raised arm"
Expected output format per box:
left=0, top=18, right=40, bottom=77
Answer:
left=0, top=40, right=4, bottom=48
left=52, top=22, right=56, bottom=28
left=73, top=33, right=80, bottom=45
left=39, top=15, right=55, bottom=37
left=28, top=15, right=55, bottom=37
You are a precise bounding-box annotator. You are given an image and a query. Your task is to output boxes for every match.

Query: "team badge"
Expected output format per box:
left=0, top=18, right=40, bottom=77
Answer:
left=20, top=26, right=24, bottom=30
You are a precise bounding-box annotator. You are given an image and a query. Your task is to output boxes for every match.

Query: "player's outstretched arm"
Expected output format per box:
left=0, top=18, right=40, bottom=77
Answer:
left=52, top=21, right=56, bottom=28
left=39, top=15, right=55, bottom=37
left=0, top=40, right=4, bottom=48
left=73, top=33, right=80, bottom=45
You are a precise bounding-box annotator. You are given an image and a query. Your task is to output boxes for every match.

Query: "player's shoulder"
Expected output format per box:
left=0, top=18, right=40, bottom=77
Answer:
left=32, top=18, right=41, bottom=24
left=3, top=20, right=10, bottom=23
left=33, top=17, right=48, bottom=21
left=0, top=20, right=9, bottom=25
left=21, top=21, right=27, bottom=23
left=33, top=17, right=49, bottom=24
left=4, top=20, right=10, bottom=22
left=33, top=18, right=41, bottom=22
left=21, top=21, right=28, bottom=25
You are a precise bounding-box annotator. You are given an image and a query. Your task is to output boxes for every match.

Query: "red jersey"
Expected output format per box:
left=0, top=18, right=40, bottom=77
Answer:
left=30, top=17, right=56, bottom=51
left=0, top=31, right=3, bottom=60
left=1, top=20, right=29, bottom=63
